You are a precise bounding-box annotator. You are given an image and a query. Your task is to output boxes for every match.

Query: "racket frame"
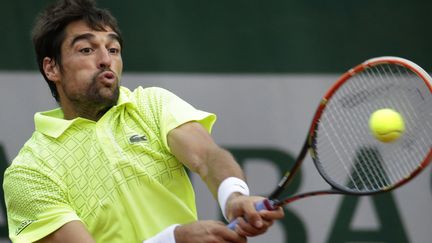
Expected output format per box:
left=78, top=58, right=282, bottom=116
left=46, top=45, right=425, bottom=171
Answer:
left=228, top=56, right=432, bottom=228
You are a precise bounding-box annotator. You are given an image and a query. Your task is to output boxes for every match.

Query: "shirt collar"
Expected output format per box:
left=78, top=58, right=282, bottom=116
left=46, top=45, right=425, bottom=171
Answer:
left=35, top=86, right=132, bottom=138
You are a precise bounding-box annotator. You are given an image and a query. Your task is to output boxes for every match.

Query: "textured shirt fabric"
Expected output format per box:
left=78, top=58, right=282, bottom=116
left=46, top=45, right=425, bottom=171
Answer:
left=3, top=86, right=216, bottom=243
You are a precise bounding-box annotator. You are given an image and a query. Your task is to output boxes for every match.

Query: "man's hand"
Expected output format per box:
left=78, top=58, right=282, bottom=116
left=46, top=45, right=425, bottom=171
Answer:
left=175, top=220, right=246, bottom=243
left=225, top=193, right=285, bottom=237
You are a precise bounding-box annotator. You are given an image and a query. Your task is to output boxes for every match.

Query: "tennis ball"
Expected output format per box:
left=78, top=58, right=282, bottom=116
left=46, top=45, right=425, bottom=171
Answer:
left=369, top=109, right=405, bottom=143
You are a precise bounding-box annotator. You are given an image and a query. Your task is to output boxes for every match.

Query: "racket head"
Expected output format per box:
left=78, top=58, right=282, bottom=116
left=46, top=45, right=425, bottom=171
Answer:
left=309, top=56, right=432, bottom=195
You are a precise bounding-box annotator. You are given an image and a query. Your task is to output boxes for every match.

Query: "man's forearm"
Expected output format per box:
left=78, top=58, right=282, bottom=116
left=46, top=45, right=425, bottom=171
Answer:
left=198, top=147, right=246, bottom=198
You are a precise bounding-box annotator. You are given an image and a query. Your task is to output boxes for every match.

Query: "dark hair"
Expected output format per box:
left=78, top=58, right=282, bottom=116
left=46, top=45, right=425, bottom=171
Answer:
left=32, top=0, right=123, bottom=101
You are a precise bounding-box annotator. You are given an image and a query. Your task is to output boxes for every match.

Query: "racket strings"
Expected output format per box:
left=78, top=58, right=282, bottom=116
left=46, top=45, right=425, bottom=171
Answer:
left=320, top=68, right=392, bottom=190
left=387, top=66, right=431, bottom=174
left=344, top=66, right=394, bottom=189
left=322, top=101, right=382, bottom=190
left=365, top=64, right=427, bottom=184
left=368, top=65, right=419, bottom=182
left=315, top=62, right=431, bottom=193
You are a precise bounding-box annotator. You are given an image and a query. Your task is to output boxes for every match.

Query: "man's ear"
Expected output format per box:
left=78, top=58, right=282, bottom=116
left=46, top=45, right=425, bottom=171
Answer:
left=42, top=57, right=60, bottom=83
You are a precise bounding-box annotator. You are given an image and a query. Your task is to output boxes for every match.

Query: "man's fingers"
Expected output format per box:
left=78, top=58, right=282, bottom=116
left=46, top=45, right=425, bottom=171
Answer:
left=243, top=202, right=263, bottom=228
left=176, top=220, right=247, bottom=243
left=259, top=207, right=285, bottom=221
left=235, top=217, right=268, bottom=237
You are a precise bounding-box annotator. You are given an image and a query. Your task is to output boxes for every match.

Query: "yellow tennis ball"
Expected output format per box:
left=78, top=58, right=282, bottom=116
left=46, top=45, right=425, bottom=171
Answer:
left=369, top=109, right=405, bottom=143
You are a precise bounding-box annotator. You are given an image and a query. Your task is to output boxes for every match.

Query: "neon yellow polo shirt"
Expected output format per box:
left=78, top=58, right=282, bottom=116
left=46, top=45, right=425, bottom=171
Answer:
left=3, top=86, right=216, bottom=243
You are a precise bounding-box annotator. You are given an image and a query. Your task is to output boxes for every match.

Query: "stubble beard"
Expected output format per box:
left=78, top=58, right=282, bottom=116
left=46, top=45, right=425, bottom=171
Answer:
left=64, top=70, right=120, bottom=119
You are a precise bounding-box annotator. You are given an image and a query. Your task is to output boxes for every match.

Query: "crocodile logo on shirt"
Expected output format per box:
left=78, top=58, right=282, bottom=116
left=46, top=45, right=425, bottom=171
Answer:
left=129, top=134, right=147, bottom=144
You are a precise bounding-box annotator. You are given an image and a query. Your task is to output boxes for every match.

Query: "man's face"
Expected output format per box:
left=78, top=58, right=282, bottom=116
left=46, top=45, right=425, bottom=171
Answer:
left=55, top=20, right=123, bottom=113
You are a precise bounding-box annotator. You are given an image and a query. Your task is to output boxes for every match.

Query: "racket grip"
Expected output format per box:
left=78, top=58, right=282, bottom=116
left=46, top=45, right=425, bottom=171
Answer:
left=227, top=199, right=277, bottom=230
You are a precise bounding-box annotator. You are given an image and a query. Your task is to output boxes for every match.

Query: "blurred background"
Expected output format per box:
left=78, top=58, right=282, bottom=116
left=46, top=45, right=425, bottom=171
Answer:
left=2, top=0, right=431, bottom=72
left=0, top=0, right=431, bottom=242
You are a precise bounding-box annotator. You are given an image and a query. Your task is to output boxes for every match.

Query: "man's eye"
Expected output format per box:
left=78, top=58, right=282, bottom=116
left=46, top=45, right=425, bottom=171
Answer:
left=108, top=48, right=120, bottom=54
left=79, top=48, right=93, bottom=54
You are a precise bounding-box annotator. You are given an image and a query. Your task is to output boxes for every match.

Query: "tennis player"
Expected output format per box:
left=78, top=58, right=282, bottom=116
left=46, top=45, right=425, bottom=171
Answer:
left=3, top=0, right=284, bottom=242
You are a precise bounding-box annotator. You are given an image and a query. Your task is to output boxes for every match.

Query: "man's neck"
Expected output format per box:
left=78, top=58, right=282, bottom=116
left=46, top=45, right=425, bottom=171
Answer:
left=61, top=101, right=112, bottom=121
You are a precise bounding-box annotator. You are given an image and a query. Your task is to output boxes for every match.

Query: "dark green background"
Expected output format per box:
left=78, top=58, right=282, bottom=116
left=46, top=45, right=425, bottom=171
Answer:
left=1, top=0, right=430, bottom=73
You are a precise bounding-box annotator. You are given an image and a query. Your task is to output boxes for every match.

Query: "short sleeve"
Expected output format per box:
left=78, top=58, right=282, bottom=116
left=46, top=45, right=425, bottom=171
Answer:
left=3, top=165, right=80, bottom=243
left=133, top=87, right=217, bottom=152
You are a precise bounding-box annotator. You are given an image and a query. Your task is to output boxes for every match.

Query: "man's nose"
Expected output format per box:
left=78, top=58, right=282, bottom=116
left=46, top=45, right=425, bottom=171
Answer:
left=98, top=49, right=112, bottom=69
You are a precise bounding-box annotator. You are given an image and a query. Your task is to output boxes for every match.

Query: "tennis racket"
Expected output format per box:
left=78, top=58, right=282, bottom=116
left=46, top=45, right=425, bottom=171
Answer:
left=228, top=56, right=432, bottom=229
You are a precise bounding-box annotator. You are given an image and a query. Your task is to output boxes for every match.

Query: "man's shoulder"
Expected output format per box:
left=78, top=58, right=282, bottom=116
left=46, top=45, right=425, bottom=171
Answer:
left=7, top=132, right=53, bottom=169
